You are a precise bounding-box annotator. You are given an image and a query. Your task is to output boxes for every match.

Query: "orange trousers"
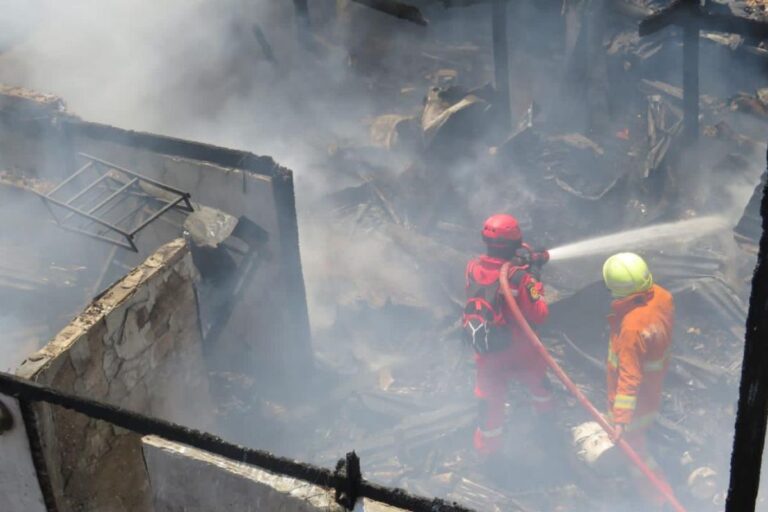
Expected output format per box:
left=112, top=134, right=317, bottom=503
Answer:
left=624, top=429, right=674, bottom=510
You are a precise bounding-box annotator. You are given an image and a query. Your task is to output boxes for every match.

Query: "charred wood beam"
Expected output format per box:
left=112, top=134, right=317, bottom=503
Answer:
left=639, top=0, right=706, bottom=144
left=640, top=0, right=768, bottom=41
left=252, top=24, right=277, bottom=65
left=683, top=18, right=700, bottom=144
left=638, top=0, right=688, bottom=36
left=725, top=146, right=768, bottom=512
left=735, top=170, right=767, bottom=251
left=293, top=0, right=312, bottom=49
left=491, top=1, right=511, bottom=131
left=293, top=0, right=310, bottom=30
left=698, top=13, right=768, bottom=42
left=349, top=0, right=428, bottom=26
left=609, top=0, right=655, bottom=19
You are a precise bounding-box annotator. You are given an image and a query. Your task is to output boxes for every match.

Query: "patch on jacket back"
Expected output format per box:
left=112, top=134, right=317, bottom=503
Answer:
left=527, top=282, right=541, bottom=301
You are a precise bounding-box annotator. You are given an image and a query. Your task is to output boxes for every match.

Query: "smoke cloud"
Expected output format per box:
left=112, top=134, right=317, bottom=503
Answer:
left=1, top=1, right=767, bottom=510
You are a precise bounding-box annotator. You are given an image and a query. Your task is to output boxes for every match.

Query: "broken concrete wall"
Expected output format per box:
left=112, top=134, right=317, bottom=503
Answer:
left=0, top=85, right=312, bottom=389
left=16, top=239, right=214, bottom=512
left=142, top=435, right=405, bottom=512
left=67, top=122, right=311, bottom=380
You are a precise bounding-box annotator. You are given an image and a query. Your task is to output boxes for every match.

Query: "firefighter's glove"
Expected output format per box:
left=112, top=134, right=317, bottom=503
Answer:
left=527, top=280, right=544, bottom=302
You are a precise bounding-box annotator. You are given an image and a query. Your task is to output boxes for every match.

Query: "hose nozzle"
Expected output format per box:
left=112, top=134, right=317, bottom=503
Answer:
left=520, top=243, right=550, bottom=267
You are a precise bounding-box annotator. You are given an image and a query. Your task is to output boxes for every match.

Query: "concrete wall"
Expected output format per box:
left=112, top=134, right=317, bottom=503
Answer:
left=16, top=239, right=214, bottom=512
left=68, top=130, right=301, bottom=380
left=0, top=86, right=312, bottom=387
left=0, top=395, right=47, bottom=512
left=142, top=436, right=405, bottom=512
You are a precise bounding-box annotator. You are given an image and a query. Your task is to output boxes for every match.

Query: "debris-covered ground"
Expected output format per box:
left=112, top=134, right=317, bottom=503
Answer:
left=233, top=2, right=767, bottom=510
left=3, top=1, right=768, bottom=511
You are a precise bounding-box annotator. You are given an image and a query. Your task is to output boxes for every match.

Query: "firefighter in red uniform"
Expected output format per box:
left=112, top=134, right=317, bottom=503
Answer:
left=463, top=214, right=553, bottom=456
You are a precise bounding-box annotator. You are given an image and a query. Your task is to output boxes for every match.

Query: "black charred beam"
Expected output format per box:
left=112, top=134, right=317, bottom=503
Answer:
left=0, top=371, right=476, bottom=512
left=293, top=0, right=310, bottom=29
left=610, top=0, right=655, bottom=20
left=293, top=0, right=311, bottom=48
left=252, top=24, right=277, bottom=65
left=640, top=0, right=768, bottom=41
left=349, top=0, right=428, bottom=26
left=639, top=0, right=701, bottom=144
left=725, top=147, right=768, bottom=512
left=735, top=170, right=767, bottom=251
left=697, top=13, right=768, bottom=43
left=638, top=0, right=688, bottom=37
left=683, top=18, right=700, bottom=143
left=491, top=1, right=510, bottom=131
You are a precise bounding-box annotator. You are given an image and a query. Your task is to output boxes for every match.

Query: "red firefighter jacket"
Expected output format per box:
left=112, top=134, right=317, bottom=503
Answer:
left=465, top=255, right=548, bottom=339
left=606, top=284, right=675, bottom=430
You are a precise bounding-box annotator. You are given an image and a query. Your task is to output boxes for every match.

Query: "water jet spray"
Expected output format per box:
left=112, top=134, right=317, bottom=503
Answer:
left=547, top=216, right=729, bottom=262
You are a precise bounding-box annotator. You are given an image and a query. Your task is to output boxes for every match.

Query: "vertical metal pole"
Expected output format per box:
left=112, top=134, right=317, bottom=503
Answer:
left=492, top=1, right=511, bottom=131
left=682, top=20, right=699, bottom=144
left=725, top=148, right=768, bottom=512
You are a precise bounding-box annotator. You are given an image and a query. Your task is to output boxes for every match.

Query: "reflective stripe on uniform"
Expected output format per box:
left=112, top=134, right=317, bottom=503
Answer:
left=643, top=350, right=670, bottom=372
left=479, top=427, right=503, bottom=438
left=607, top=349, right=619, bottom=368
left=613, top=394, right=637, bottom=410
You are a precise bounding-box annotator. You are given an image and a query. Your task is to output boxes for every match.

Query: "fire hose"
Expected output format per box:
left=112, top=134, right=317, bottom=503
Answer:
left=499, top=262, right=687, bottom=512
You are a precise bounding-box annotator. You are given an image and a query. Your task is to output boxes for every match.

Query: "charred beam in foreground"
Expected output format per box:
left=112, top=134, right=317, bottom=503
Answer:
left=735, top=170, right=767, bottom=252
left=0, top=372, right=474, bottom=512
left=350, top=0, right=428, bottom=26
left=725, top=146, right=768, bottom=512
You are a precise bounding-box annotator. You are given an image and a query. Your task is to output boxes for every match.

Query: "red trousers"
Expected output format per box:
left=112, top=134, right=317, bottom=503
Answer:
left=473, top=341, right=553, bottom=455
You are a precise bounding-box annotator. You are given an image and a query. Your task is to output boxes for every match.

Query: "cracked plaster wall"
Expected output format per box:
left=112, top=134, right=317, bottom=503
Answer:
left=16, top=239, right=214, bottom=512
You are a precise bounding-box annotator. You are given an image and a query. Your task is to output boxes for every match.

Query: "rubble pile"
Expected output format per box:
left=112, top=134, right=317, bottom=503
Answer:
left=1, top=1, right=767, bottom=511
left=250, top=2, right=767, bottom=510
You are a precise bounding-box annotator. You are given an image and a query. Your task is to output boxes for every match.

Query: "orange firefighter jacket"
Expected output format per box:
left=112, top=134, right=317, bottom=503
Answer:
left=606, top=284, right=674, bottom=430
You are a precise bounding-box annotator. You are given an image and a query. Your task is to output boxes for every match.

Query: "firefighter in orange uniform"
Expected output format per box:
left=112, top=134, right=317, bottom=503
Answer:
left=602, top=252, right=675, bottom=509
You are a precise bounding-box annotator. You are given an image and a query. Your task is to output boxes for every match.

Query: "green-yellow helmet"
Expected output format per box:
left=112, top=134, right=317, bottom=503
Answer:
left=602, top=252, right=653, bottom=298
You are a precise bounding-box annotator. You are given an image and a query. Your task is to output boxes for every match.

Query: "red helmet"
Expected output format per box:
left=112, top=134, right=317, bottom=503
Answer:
left=482, top=214, right=522, bottom=247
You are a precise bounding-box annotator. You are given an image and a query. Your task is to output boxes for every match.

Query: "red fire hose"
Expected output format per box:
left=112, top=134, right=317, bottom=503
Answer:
left=499, top=263, right=687, bottom=512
